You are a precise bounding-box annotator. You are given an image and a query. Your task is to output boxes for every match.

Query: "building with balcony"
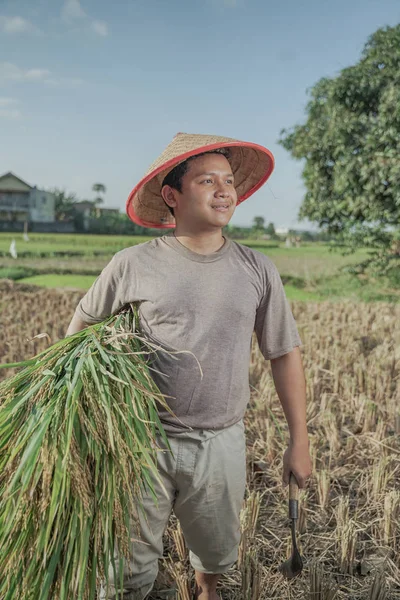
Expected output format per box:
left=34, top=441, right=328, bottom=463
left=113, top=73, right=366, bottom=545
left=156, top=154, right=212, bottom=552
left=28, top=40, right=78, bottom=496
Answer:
left=0, top=172, right=55, bottom=223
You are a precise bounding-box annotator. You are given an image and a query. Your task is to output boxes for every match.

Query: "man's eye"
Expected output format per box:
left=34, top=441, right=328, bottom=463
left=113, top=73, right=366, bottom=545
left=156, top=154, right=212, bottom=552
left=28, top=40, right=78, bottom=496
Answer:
left=203, top=179, right=213, bottom=183
left=227, top=179, right=234, bottom=184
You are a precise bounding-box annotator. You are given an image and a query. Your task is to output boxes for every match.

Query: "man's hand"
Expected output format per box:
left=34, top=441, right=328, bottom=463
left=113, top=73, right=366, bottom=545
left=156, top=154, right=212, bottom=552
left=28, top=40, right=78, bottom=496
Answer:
left=282, top=440, right=312, bottom=489
left=269, top=348, right=312, bottom=489
left=65, top=313, right=90, bottom=337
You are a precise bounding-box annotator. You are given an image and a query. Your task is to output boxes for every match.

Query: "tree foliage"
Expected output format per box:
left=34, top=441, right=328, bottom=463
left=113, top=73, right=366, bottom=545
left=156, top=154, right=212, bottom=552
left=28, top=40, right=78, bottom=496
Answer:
left=279, top=24, right=400, bottom=274
left=92, top=183, right=106, bottom=194
left=252, top=216, right=265, bottom=230
left=87, top=212, right=161, bottom=236
left=92, top=182, right=107, bottom=206
left=265, top=221, right=276, bottom=236
left=92, top=183, right=106, bottom=220
left=51, top=188, right=78, bottom=221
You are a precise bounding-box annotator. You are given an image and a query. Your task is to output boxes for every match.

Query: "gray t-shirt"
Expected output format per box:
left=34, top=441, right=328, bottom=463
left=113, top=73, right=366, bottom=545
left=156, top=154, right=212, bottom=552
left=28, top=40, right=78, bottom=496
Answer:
left=75, top=234, right=302, bottom=433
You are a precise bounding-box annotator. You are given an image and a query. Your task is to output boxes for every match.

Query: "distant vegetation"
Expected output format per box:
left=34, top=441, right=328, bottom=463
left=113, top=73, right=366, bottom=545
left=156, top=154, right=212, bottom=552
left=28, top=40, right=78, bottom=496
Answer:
left=279, top=24, right=400, bottom=280
left=0, top=233, right=398, bottom=303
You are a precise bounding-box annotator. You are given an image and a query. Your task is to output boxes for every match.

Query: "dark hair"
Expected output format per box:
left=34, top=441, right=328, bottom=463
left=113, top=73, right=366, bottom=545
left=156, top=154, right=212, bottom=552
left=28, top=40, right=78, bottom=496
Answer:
left=161, top=148, right=232, bottom=217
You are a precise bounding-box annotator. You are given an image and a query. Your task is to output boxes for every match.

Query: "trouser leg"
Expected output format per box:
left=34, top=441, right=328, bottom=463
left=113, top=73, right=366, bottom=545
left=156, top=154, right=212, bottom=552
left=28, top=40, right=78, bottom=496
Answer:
left=174, top=420, right=247, bottom=575
left=99, top=437, right=177, bottom=599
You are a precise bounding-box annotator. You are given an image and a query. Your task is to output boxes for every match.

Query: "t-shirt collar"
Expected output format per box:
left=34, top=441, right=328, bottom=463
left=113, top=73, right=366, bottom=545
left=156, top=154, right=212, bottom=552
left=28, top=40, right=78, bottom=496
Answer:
left=162, top=232, right=231, bottom=263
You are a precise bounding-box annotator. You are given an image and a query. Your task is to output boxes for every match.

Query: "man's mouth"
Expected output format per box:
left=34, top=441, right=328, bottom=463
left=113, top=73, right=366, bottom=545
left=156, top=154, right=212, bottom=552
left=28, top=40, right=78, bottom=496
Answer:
left=211, top=204, right=230, bottom=212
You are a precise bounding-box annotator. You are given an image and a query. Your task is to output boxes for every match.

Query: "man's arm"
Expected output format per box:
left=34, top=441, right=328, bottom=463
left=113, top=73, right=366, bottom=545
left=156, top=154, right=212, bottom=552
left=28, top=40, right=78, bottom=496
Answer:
left=65, top=313, right=90, bottom=337
left=270, top=346, right=311, bottom=488
left=270, top=346, right=308, bottom=445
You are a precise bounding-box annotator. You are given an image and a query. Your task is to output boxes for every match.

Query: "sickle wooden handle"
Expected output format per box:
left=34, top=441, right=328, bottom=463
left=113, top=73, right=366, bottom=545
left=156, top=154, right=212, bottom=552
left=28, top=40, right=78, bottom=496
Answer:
left=288, top=473, right=299, bottom=520
left=289, top=472, right=299, bottom=501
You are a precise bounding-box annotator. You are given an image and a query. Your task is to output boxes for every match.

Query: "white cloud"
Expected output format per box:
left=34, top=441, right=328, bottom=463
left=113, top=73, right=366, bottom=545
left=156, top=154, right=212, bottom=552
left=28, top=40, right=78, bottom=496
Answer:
left=26, top=68, right=51, bottom=81
left=61, top=1, right=109, bottom=37
left=0, top=62, right=50, bottom=83
left=62, top=0, right=86, bottom=21
left=0, top=63, right=83, bottom=87
left=0, top=97, right=21, bottom=118
left=0, top=15, right=37, bottom=33
left=91, top=20, right=108, bottom=36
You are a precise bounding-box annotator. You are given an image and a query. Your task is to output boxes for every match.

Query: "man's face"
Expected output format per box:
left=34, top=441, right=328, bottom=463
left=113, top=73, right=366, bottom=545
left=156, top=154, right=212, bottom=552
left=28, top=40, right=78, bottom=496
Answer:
left=163, top=153, right=238, bottom=231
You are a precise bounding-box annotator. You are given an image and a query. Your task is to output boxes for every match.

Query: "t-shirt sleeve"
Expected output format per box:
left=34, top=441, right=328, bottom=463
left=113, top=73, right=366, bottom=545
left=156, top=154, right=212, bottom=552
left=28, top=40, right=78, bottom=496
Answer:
left=74, top=253, right=128, bottom=324
left=254, top=260, right=302, bottom=360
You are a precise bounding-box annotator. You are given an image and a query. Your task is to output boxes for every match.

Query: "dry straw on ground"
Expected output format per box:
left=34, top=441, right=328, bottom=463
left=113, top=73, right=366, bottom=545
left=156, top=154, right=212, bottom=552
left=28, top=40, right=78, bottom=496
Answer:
left=0, top=281, right=399, bottom=599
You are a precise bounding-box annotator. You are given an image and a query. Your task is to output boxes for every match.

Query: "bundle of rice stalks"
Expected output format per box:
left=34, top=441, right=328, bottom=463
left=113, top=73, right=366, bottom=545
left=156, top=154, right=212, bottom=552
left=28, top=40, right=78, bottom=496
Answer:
left=0, top=304, right=180, bottom=600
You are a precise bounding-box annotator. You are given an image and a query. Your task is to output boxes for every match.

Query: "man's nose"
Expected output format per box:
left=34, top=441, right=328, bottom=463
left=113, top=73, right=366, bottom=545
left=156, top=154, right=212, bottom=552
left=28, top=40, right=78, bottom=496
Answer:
left=215, top=184, right=230, bottom=197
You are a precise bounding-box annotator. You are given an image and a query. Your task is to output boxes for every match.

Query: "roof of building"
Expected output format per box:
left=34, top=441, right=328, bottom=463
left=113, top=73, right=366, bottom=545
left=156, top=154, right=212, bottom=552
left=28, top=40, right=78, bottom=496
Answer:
left=0, top=172, right=33, bottom=192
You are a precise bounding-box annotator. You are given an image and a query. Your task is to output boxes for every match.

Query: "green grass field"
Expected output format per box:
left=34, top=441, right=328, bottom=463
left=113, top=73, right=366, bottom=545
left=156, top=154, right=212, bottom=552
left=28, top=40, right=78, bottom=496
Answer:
left=0, top=233, right=398, bottom=302
left=0, top=234, right=153, bottom=256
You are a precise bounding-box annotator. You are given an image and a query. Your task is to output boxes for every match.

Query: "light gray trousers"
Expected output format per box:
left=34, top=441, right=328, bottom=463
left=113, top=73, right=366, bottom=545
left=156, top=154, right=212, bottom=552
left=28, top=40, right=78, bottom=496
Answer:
left=99, top=419, right=247, bottom=600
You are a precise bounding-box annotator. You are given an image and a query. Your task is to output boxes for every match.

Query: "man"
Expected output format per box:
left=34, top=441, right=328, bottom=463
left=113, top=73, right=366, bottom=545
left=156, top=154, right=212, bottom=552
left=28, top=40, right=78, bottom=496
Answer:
left=66, top=132, right=312, bottom=600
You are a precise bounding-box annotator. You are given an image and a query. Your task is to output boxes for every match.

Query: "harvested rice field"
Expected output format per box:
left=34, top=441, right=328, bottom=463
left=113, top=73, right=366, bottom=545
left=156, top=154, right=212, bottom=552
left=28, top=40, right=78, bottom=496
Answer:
left=0, top=280, right=399, bottom=599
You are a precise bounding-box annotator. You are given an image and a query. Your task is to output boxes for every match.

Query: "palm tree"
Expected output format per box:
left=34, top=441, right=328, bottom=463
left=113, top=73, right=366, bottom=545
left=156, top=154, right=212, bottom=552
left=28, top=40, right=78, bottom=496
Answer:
left=92, top=183, right=106, bottom=205
left=92, top=183, right=107, bottom=218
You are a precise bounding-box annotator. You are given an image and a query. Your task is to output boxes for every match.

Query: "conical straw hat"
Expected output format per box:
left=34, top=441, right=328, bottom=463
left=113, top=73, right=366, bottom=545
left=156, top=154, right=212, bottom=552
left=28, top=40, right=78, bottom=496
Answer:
left=126, top=132, right=275, bottom=229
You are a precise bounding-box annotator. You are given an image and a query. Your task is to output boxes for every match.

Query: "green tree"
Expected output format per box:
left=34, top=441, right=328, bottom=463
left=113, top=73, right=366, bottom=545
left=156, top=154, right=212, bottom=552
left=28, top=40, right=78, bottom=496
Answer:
left=252, top=216, right=265, bottom=230
left=92, top=183, right=107, bottom=206
left=91, top=183, right=107, bottom=219
left=251, top=216, right=266, bottom=240
left=300, top=230, right=315, bottom=242
left=279, top=24, right=400, bottom=275
left=50, top=188, right=78, bottom=221
left=265, top=221, right=276, bottom=237
left=87, top=211, right=163, bottom=236
left=223, top=224, right=252, bottom=239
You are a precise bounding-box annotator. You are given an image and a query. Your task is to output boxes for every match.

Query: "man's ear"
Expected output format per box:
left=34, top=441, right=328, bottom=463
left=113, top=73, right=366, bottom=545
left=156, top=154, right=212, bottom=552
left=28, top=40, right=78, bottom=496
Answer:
left=161, top=185, right=178, bottom=210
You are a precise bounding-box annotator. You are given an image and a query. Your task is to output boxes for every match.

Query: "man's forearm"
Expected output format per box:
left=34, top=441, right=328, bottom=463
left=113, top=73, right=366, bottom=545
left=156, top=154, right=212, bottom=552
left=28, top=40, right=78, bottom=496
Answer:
left=65, top=313, right=90, bottom=337
left=270, top=346, right=308, bottom=445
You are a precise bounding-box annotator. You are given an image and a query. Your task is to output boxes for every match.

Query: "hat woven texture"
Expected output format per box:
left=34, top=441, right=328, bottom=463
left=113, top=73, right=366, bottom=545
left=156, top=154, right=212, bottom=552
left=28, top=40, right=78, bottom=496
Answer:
left=126, top=132, right=274, bottom=229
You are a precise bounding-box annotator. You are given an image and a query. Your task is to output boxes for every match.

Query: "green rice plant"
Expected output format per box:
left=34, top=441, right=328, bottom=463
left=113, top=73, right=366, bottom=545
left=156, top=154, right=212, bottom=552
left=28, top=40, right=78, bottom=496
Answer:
left=0, top=266, right=37, bottom=280
left=0, top=304, right=183, bottom=600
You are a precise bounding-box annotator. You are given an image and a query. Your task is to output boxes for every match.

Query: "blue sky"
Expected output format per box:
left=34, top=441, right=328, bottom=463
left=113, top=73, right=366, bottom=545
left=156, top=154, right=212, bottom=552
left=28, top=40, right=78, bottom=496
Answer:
left=1, top=0, right=399, bottom=229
